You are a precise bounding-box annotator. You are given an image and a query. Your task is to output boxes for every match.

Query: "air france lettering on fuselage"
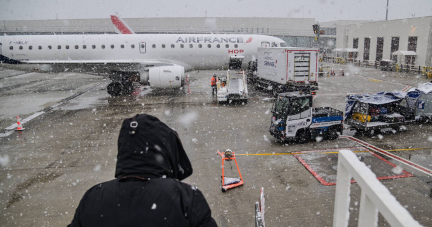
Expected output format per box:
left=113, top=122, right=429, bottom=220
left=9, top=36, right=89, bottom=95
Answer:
left=176, top=37, right=243, bottom=43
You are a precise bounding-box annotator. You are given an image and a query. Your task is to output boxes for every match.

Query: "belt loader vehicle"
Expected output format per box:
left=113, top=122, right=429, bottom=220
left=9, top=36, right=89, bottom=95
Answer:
left=254, top=47, right=319, bottom=96
left=269, top=91, right=343, bottom=143
left=217, top=70, right=248, bottom=103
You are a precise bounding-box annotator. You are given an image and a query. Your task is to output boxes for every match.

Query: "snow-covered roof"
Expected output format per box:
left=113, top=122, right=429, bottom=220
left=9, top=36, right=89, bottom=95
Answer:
left=392, top=51, right=417, bottom=56
left=344, top=48, right=358, bottom=52
left=408, top=83, right=432, bottom=94
left=347, top=91, right=406, bottom=105
left=332, top=48, right=343, bottom=52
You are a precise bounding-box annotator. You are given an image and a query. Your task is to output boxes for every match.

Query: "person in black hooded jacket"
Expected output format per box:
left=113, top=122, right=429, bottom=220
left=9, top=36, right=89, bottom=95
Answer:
left=68, top=114, right=217, bottom=227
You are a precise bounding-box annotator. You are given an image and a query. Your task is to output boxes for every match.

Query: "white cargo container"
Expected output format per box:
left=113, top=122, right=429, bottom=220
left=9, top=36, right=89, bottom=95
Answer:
left=255, top=47, right=319, bottom=96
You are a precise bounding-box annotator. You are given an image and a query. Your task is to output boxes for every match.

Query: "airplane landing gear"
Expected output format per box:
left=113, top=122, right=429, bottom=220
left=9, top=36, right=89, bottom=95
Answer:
left=107, top=81, right=135, bottom=96
left=107, top=82, right=122, bottom=96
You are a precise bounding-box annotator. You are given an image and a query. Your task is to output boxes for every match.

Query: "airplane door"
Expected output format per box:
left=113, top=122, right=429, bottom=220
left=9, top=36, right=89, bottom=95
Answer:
left=139, top=42, right=146, bottom=53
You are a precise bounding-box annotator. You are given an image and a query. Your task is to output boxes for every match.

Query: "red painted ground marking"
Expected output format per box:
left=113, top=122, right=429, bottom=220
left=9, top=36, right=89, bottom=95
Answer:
left=342, top=136, right=432, bottom=176
left=293, top=147, right=413, bottom=186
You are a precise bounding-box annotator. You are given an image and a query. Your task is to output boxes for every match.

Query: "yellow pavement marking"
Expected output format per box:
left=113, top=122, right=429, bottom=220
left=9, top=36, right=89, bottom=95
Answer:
left=236, top=147, right=432, bottom=156
left=368, top=79, right=383, bottom=82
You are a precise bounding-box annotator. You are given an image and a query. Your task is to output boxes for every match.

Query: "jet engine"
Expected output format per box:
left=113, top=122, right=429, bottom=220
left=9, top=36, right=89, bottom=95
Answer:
left=140, top=65, right=185, bottom=89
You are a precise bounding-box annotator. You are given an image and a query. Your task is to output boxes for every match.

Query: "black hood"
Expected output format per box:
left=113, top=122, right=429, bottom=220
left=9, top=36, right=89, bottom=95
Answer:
left=115, top=114, right=192, bottom=181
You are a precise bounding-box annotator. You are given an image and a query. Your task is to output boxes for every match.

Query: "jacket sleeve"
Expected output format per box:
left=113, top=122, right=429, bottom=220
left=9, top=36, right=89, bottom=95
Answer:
left=191, top=189, right=218, bottom=227
left=67, top=188, right=92, bottom=227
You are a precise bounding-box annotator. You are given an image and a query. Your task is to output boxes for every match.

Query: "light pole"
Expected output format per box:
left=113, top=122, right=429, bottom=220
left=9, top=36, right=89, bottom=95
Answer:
left=385, top=0, right=389, bottom=20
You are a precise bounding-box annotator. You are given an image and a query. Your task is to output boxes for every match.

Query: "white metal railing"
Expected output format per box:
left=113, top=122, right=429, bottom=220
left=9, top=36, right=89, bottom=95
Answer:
left=333, top=150, right=422, bottom=227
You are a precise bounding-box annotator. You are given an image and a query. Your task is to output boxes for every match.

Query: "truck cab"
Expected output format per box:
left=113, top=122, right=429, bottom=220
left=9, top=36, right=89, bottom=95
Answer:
left=270, top=91, right=343, bottom=143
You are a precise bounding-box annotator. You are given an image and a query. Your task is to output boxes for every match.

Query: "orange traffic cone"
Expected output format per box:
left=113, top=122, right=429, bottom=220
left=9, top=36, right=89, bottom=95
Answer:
left=16, top=115, right=24, bottom=131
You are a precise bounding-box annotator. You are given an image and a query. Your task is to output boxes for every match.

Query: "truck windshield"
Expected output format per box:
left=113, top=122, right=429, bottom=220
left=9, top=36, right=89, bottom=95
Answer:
left=274, top=96, right=290, bottom=116
left=287, top=97, right=311, bottom=116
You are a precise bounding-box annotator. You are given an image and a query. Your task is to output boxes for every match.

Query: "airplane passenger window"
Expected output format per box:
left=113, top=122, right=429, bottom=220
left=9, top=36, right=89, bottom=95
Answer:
left=162, top=44, right=165, bottom=48
left=216, top=44, right=220, bottom=48
left=83, top=45, right=86, bottom=49
left=198, top=44, right=202, bottom=48
left=9, top=46, right=13, bottom=50
left=171, top=44, right=175, bottom=48
left=226, top=44, right=229, bottom=48
left=120, top=44, right=124, bottom=48
left=111, top=45, right=114, bottom=49
left=38, top=46, right=42, bottom=50
left=75, top=45, right=79, bottom=49
left=19, top=46, right=23, bottom=50
left=208, top=44, right=211, bottom=48
left=131, top=44, right=135, bottom=48
left=189, top=44, right=193, bottom=48
left=152, top=44, right=156, bottom=48
left=58, top=45, right=61, bottom=49
left=66, top=45, right=69, bottom=49
left=101, top=45, right=105, bottom=49
left=92, top=45, right=96, bottom=49
left=29, top=46, right=33, bottom=50
left=180, top=44, right=184, bottom=48
left=234, top=44, right=238, bottom=48
left=48, top=45, right=52, bottom=49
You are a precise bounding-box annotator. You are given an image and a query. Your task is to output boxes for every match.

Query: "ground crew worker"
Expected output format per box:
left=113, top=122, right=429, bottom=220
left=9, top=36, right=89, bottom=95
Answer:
left=211, top=74, right=217, bottom=96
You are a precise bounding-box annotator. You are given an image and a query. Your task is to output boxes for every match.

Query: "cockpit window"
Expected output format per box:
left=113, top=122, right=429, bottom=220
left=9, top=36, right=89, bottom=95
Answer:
left=271, top=42, right=278, bottom=47
left=280, top=43, right=288, bottom=47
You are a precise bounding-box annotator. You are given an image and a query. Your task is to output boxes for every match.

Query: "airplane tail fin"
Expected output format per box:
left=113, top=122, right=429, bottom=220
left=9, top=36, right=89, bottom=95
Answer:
left=110, top=15, right=135, bottom=34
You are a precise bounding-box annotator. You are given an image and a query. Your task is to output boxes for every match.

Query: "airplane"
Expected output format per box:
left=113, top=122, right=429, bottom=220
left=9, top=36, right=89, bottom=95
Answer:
left=0, top=16, right=287, bottom=96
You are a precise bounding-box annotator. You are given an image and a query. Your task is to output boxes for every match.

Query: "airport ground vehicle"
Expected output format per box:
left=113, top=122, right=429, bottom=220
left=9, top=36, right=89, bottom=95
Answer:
left=380, top=59, right=395, bottom=71
left=253, top=47, right=319, bottom=96
left=217, top=70, right=248, bottom=103
left=269, top=91, right=343, bottom=143
left=345, top=92, right=406, bottom=136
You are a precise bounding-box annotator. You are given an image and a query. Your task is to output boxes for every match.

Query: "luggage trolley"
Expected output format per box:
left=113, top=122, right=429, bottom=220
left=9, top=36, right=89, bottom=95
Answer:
left=217, top=149, right=244, bottom=192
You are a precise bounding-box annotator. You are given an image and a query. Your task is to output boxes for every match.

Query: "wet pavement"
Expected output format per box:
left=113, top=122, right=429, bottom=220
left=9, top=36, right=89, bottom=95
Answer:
left=0, top=63, right=431, bottom=226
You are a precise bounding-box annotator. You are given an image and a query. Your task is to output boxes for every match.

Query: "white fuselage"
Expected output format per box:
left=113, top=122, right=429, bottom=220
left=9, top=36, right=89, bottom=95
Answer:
left=0, top=34, right=286, bottom=71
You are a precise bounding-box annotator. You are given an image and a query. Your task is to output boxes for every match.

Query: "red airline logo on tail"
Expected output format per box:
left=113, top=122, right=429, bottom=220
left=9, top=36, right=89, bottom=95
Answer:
left=110, top=15, right=135, bottom=34
left=245, top=37, right=253, bottom=43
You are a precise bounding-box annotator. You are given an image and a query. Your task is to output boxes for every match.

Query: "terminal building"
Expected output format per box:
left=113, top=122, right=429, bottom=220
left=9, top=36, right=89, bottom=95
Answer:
left=1, top=16, right=431, bottom=67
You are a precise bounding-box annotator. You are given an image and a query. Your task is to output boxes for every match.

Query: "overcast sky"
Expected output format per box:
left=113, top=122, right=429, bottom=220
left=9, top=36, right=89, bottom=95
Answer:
left=1, top=0, right=431, bottom=22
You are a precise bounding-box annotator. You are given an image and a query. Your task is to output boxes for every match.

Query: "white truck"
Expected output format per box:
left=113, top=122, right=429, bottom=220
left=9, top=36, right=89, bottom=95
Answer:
left=217, top=70, right=248, bottom=103
left=253, top=47, right=319, bottom=96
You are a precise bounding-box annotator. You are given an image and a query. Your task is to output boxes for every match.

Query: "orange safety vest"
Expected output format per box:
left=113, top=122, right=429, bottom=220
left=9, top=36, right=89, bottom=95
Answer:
left=211, top=77, right=217, bottom=86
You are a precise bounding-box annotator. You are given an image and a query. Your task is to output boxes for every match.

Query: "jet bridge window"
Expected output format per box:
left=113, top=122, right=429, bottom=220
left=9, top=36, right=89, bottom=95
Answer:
left=198, top=44, right=202, bottom=48
left=19, top=46, right=23, bottom=50
left=38, top=46, right=42, bottom=50
left=171, top=44, right=175, bottom=48
left=111, top=45, right=114, bottom=49
left=234, top=44, right=238, bottom=48
left=180, top=44, right=184, bottom=48
left=66, top=45, right=69, bottom=49
left=162, top=44, right=165, bottom=48
left=152, top=44, right=156, bottom=48
left=75, top=45, right=79, bottom=49
left=29, top=46, right=33, bottom=50
left=58, top=45, right=61, bottom=49
left=9, top=46, right=13, bottom=50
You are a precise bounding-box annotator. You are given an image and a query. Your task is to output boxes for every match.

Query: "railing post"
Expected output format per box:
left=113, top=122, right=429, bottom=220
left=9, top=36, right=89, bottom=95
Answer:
left=333, top=156, right=351, bottom=227
left=358, top=191, right=378, bottom=227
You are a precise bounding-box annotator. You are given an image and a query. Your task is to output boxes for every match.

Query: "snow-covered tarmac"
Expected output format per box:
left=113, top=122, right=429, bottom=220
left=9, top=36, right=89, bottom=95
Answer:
left=0, top=64, right=431, bottom=226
